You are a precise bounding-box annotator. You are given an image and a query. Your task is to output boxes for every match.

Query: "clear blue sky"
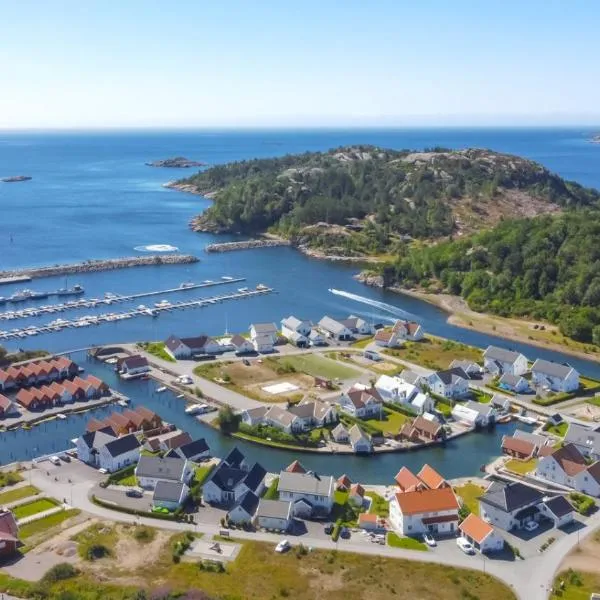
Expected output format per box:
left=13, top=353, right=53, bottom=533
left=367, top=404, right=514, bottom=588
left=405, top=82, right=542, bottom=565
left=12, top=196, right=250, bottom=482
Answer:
left=2, top=0, right=599, bottom=128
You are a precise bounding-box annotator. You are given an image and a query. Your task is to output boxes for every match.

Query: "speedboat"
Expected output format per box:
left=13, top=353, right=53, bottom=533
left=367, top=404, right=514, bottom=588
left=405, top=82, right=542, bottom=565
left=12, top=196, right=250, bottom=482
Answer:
left=56, top=414, right=67, bottom=420
left=221, top=276, right=233, bottom=281
left=156, top=386, right=167, bottom=393
left=180, top=282, right=195, bottom=288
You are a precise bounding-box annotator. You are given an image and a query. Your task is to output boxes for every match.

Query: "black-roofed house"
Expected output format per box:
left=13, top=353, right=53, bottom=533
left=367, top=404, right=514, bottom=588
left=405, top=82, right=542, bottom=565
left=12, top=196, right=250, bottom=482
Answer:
left=164, top=334, right=222, bottom=359
left=531, top=359, right=580, bottom=393
left=426, top=367, right=469, bottom=399
left=165, top=438, right=211, bottom=462
left=538, top=496, right=575, bottom=528
left=117, top=355, right=150, bottom=378
left=227, top=490, right=260, bottom=524
left=153, top=480, right=190, bottom=511
left=135, top=456, right=193, bottom=489
left=202, top=461, right=266, bottom=506
left=223, top=447, right=248, bottom=471
left=76, top=426, right=117, bottom=467
left=98, top=433, right=141, bottom=472
left=479, top=481, right=545, bottom=531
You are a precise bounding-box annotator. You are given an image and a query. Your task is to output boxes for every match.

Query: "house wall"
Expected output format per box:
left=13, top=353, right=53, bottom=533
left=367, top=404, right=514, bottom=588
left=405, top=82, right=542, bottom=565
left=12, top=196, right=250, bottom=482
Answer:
left=228, top=505, right=253, bottom=524
left=202, top=480, right=227, bottom=504
left=235, top=480, right=266, bottom=502
left=574, top=471, right=600, bottom=497
left=352, top=439, right=372, bottom=453
left=99, top=447, right=140, bottom=473
left=279, top=490, right=333, bottom=513
left=479, top=503, right=537, bottom=531
left=256, top=515, right=290, bottom=531
left=76, top=440, right=93, bottom=465
left=0, top=539, right=17, bottom=558
left=389, top=500, right=457, bottom=535
left=532, top=370, right=579, bottom=393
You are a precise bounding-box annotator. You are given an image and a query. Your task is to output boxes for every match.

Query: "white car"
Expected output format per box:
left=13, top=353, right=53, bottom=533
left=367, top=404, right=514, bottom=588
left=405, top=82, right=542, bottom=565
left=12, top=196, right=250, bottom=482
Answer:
left=524, top=521, right=539, bottom=532
left=98, top=467, right=108, bottom=474
left=456, top=537, right=475, bottom=555
left=275, top=539, right=290, bottom=553
left=423, top=533, right=436, bottom=547
left=49, top=456, right=61, bottom=466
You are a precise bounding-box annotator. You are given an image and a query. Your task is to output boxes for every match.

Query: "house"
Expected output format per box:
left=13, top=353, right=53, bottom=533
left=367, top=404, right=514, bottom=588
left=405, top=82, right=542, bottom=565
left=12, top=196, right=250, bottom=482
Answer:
left=318, top=316, right=353, bottom=341
left=389, top=487, right=460, bottom=536
left=451, top=401, right=496, bottom=427
left=459, top=514, right=504, bottom=553
left=230, top=335, right=254, bottom=355
left=0, top=370, right=16, bottom=393
left=513, top=430, right=553, bottom=450
left=153, top=481, right=190, bottom=511
left=73, top=376, right=96, bottom=399
left=400, top=415, right=444, bottom=442
left=97, top=433, right=141, bottom=472
left=483, top=346, right=528, bottom=376
left=450, top=360, right=484, bottom=378
left=479, top=481, right=545, bottom=531
left=49, top=382, right=73, bottom=404
left=358, top=513, right=387, bottom=532
left=263, top=406, right=301, bottom=434
left=427, top=368, right=469, bottom=399
left=308, top=330, right=327, bottom=346
left=223, top=447, right=248, bottom=471
left=399, top=369, right=425, bottom=388
left=531, top=359, right=579, bottom=393
left=241, top=406, right=269, bottom=427
left=416, top=464, right=449, bottom=489
left=159, top=431, right=193, bottom=453
left=392, top=320, right=424, bottom=341
left=103, top=412, right=135, bottom=436
left=16, top=388, right=42, bottom=411
left=249, top=323, right=278, bottom=345
left=227, top=491, right=260, bottom=525
left=0, top=510, right=18, bottom=559
left=491, top=394, right=511, bottom=414
left=133, top=406, right=163, bottom=431
left=76, top=427, right=117, bottom=465
left=166, top=438, right=210, bottom=462
left=349, top=424, right=372, bottom=453
left=277, top=470, right=335, bottom=517
left=287, top=400, right=338, bottom=429
left=336, top=474, right=352, bottom=491
left=535, top=444, right=600, bottom=497
left=135, top=456, right=192, bottom=490
left=395, top=466, right=426, bottom=492
left=547, top=413, right=564, bottom=427
left=233, top=462, right=267, bottom=500
left=411, top=392, right=434, bottom=415
left=62, top=379, right=86, bottom=402
left=341, top=315, right=374, bottom=335
left=374, top=328, right=403, bottom=348
left=338, top=387, right=383, bottom=419
left=539, top=496, right=575, bottom=528
left=501, top=435, right=536, bottom=460
left=281, top=316, right=312, bottom=339
left=564, top=423, right=600, bottom=461
left=375, top=375, right=417, bottom=404
left=285, top=460, right=307, bottom=474
left=286, top=331, right=309, bottom=347
left=331, top=422, right=349, bottom=443
left=349, top=483, right=365, bottom=507
left=203, top=461, right=266, bottom=505
left=164, top=335, right=221, bottom=359
left=252, top=333, right=275, bottom=353
left=498, top=373, right=530, bottom=394
left=0, top=394, right=18, bottom=418
left=255, top=499, right=293, bottom=531
left=118, top=355, right=150, bottom=377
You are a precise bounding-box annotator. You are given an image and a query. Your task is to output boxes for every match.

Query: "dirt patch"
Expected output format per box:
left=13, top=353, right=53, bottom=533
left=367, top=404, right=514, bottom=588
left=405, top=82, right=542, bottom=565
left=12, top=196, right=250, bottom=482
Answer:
left=115, top=528, right=170, bottom=571
left=302, top=567, right=345, bottom=592
left=29, top=517, right=92, bottom=557
left=559, top=530, right=600, bottom=574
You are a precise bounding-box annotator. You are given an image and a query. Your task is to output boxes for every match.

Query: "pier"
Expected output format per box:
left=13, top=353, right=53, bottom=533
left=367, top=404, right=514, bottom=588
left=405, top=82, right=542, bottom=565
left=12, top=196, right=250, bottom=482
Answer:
left=205, top=239, right=291, bottom=253
left=0, top=277, right=246, bottom=323
left=0, top=286, right=274, bottom=341
left=0, top=254, right=200, bottom=282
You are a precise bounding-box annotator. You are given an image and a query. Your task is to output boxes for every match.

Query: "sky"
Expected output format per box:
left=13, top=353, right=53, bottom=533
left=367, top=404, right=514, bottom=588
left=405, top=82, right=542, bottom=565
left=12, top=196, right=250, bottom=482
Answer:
left=1, top=0, right=600, bottom=129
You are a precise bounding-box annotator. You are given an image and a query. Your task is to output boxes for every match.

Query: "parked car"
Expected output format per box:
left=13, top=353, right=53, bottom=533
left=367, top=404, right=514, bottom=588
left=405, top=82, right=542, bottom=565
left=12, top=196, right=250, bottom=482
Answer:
left=340, top=527, right=351, bottom=539
left=126, top=488, right=143, bottom=498
left=59, top=454, right=71, bottom=463
left=98, top=467, right=108, bottom=474
left=364, top=350, right=382, bottom=362
left=524, top=521, right=539, bottom=532
left=423, top=533, right=436, bottom=547
left=49, top=456, right=61, bottom=466
left=324, top=523, right=334, bottom=535
left=456, top=538, right=475, bottom=555
left=275, top=539, right=290, bottom=553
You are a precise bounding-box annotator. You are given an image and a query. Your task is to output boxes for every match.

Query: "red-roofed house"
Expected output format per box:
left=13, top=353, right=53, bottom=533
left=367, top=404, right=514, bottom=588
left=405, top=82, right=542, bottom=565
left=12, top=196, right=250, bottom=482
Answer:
left=349, top=483, right=365, bottom=506
left=0, top=370, right=16, bottom=392
left=358, top=512, right=387, bottom=532
left=337, top=387, right=383, bottom=419
left=285, top=460, right=307, bottom=474
left=85, top=375, right=109, bottom=396
left=501, top=435, right=536, bottom=460
left=62, top=379, right=86, bottom=401
left=395, top=467, right=425, bottom=492
left=0, top=510, right=19, bottom=558
left=73, top=377, right=95, bottom=399
left=417, top=465, right=449, bottom=490
left=0, top=394, right=18, bottom=418
left=459, top=513, right=504, bottom=553
left=49, top=382, right=72, bottom=404
left=16, top=388, right=40, bottom=410
left=337, top=474, right=352, bottom=491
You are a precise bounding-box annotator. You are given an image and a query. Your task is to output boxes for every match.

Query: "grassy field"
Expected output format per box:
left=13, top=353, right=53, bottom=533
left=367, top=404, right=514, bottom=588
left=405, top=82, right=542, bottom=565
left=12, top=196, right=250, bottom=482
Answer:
left=73, top=523, right=119, bottom=560
left=13, top=498, right=59, bottom=520
left=551, top=569, right=600, bottom=599
left=0, top=484, right=39, bottom=505
left=0, top=470, right=24, bottom=488
left=383, top=336, right=481, bottom=371
left=138, top=341, right=175, bottom=362
left=193, top=464, right=214, bottom=487
left=364, top=407, right=408, bottom=434
left=351, top=337, right=373, bottom=349
left=505, top=458, right=538, bottom=475
left=387, top=532, right=428, bottom=551
left=545, top=422, right=568, bottom=437
left=454, top=483, right=485, bottom=516
left=274, top=354, right=359, bottom=380
left=18, top=509, right=81, bottom=540
left=366, top=492, right=389, bottom=517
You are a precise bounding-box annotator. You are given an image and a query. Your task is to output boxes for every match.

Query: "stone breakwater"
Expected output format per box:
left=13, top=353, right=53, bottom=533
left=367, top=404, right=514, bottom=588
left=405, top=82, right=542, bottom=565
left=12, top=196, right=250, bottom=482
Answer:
left=0, top=255, right=200, bottom=281
left=205, top=239, right=291, bottom=253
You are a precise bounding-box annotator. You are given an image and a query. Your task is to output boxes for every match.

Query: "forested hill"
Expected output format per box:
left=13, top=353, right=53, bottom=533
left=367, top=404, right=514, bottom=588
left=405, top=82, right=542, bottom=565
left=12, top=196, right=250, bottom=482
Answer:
left=177, top=146, right=599, bottom=249
left=384, top=210, right=600, bottom=343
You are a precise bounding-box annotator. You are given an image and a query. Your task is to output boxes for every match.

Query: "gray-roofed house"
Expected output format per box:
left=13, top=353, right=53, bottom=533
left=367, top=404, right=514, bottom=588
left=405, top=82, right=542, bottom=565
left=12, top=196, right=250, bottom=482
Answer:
left=166, top=438, right=210, bottom=462
left=399, top=369, right=425, bottom=388
left=338, top=387, right=383, bottom=419
left=450, top=360, right=484, bottom=378
left=135, top=456, right=193, bottom=490
left=227, top=490, right=260, bottom=524
left=427, top=367, right=469, bottom=399
left=252, top=333, right=275, bottom=353
left=483, top=346, right=528, bottom=376
left=332, top=422, right=349, bottom=443
left=564, top=423, right=600, bottom=461
left=308, top=329, right=327, bottom=346
left=348, top=424, right=372, bottom=454
left=318, top=316, right=353, bottom=340
left=278, top=471, right=335, bottom=517
left=479, top=481, right=545, bottom=531
left=249, top=323, right=278, bottom=351
left=451, top=401, right=496, bottom=427
left=531, top=359, right=579, bottom=393
left=287, top=400, right=337, bottom=429
left=255, top=499, right=293, bottom=531
left=164, top=335, right=221, bottom=359
left=241, top=406, right=269, bottom=427
left=498, top=372, right=530, bottom=393
left=230, top=334, right=254, bottom=355
left=281, top=316, right=312, bottom=338
left=263, top=406, right=300, bottom=433
left=153, top=480, right=190, bottom=511
left=490, top=394, right=511, bottom=413
left=340, top=315, right=374, bottom=335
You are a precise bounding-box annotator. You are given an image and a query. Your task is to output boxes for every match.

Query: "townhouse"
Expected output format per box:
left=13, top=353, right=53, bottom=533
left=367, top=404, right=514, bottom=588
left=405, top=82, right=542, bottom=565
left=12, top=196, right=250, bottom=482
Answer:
left=531, top=359, right=579, bottom=393
left=337, top=386, right=383, bottom=419
left=164, top=334, right=221, bottom=359
left=483, top=346, right=528, bottom=376
left=277, top=470, right=335, bottom=517
left=427, top=367, right=469, bottom=399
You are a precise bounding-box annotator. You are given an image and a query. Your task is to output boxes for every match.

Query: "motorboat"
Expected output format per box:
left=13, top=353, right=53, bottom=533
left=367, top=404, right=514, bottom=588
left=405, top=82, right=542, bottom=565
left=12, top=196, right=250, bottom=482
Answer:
left=156, top=386, right=167, bottom=393
left=180, top=281, right=195, bottom=289
left=56, top=284, right=84, bottom=296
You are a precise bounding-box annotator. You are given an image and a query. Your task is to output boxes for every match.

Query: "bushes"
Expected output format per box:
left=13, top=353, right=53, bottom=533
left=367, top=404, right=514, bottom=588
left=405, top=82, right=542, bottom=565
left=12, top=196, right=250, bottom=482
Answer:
left=238, top=423, right=320, bottom=447
left=91, top=495, right=178, bottom=521
left=132, top=525, right=156, bottom=544
left=217, top=405, right=241, bottom=433
left=569, top=492, right=595, bottom=515
left=198, top=559, right=225, bottom=573
left=0, top=470, right=24, bottom=488
left=86, top=543, right=110, bottom=560
left=533, top=392, right=577, bottom=406
left=172, top=532, right=195, bottom=563
left=42, top=562, right=79, bottom=583
left=107, top=464, right=136, bottom=485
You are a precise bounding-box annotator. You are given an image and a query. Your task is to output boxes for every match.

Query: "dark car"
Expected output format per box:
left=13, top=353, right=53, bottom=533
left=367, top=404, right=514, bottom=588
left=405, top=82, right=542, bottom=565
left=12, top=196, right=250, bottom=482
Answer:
left=59, top=454, right=71, bottom=463
left=340, top=527, right=351, bottom=539
left=243, top=359, right=250, bottom=366
left=125, top=488, right=143, bottom=498
left=324, top=523, right=334, bottom=535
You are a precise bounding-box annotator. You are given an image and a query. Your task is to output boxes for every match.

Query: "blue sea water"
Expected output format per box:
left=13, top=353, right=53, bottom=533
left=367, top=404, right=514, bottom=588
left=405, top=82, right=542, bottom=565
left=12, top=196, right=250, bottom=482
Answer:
left=0, top=127, right=597, bottom=477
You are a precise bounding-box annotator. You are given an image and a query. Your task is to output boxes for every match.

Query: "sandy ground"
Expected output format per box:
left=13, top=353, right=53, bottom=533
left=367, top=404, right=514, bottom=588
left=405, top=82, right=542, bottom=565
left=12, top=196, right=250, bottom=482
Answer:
left=558, top=529, right=600, bottom=574
left=564, top=402, right=600, bottom=422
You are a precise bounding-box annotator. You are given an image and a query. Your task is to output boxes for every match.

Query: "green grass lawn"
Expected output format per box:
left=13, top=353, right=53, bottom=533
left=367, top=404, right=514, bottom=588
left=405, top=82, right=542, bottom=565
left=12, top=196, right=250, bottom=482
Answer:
left=113, top=473, right=137, bottom=486
left=263, top=477, right=280, bottom=500
left=545, top=422, right=568, bottom=437
left=453, top=483, right=485, bottom=516
left=505, top=457, right=538, bottom=475
left=366, top=491, right=389, bottom=517
left=363, top=407, right=408, bottom=434
left=19, top=509, right=80, bottom=540
left=13, top=498, right=60, bottom=520
left=0, top=470, right=24, bottom=488
left=351, top=337, right=374, bottom=349
left=275, top=354, right=358, bottom=380
left=138, top=341, right=175, bottom=362
left=387, top=532, right=428, bottom=551
left=551, top=569, right=600, bottom=600
left=471, top=389, right=492, bottom=404
left=0, top=484, right=39, bottom=505
left=193, top=464, right=214, bottom=487
left=436, top=401, right=453, bottom=417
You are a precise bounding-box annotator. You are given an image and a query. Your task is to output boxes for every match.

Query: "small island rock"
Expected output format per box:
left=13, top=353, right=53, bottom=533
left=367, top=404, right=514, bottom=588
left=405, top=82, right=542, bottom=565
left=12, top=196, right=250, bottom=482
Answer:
left=145, top=156, right=206, bottom=168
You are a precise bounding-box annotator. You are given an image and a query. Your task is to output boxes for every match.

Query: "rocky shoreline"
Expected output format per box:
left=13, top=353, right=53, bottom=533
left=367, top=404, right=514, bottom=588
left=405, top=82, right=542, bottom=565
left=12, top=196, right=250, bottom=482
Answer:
left=163, top=181, right=216, bottom=197
left=0, top=255, right=200, bottom=281
left=146, top=156, right=206, bottom=168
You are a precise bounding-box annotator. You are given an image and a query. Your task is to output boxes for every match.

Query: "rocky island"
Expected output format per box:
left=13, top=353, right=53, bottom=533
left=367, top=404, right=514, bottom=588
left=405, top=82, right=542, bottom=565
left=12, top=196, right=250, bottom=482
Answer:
left=146, top=156, right=206, bottom=168
left=591, top=134, right=600, bottom=144
left=1, top=175, right=32, bottom=183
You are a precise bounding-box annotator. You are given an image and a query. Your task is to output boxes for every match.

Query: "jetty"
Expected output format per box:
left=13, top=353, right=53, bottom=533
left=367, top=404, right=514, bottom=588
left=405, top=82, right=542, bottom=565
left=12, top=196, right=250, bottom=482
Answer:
left=0, top=255, right=199, bottom=282
left=205, top=239, right=291, bottom=253
left=0, top=277, right=246, bottom=323
left=0, top=285, right=274, bottom=341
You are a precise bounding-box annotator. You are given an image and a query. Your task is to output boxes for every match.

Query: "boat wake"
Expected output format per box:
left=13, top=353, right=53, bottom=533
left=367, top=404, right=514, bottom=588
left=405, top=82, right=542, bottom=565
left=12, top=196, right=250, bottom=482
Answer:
left=134, top=244, right=179, bottom=252
left=328, top=288, right=420, bottom=322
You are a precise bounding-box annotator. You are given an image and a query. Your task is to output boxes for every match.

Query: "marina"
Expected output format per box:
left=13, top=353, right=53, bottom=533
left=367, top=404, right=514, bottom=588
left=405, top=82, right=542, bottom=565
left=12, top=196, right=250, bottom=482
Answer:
left=0, top=285, right=273, bottom=341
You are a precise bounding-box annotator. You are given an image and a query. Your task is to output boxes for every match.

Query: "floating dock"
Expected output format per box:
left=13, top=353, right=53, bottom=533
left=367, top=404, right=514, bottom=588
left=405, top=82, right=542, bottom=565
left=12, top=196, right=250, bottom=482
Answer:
left=0, top=276, right=32, bottom=286
left=0, top=286, right=273, bottom=340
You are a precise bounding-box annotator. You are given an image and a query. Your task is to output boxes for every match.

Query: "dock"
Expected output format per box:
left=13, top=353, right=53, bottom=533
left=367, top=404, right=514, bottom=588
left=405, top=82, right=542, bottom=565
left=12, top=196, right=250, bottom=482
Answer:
left=0, top=286, right=274, bottom=340
left=205, top=239, right=291, bottom=253
left=0, top=276, right=33, bottom=286
left=0, top=277, right=246, bottom=323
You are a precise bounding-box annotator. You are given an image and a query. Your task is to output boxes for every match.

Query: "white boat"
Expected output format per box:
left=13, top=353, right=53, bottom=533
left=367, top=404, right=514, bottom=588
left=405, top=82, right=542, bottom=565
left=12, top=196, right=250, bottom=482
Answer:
left=117, top=399, right=129, bottom=407
left=203, top=279, right=214, bottom=284
left=221, top=276, right=233, bottom=281
left=517, top=415, right=538, bottom=425
left=154, top=299, right=171, bottom=308
left=180, top=282, right=195, bottom=288
left=238, top=287, right=249, bottom=293
left=156, top=386, right=167, bottom=393
left=56, top=413, right=67, bottom=420
left=185, top=405, right=202, bottom=415
left=256, top=283, right=268, bottom=290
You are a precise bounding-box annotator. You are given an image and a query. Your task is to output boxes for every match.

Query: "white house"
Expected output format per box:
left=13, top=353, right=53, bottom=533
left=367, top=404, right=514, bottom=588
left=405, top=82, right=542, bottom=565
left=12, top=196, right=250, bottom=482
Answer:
left=459, top=514, right=504, bottom=553
left=483, top=346, right=528, bottom=376
left=531, top=359, right=579, bottom=393
left=203, top=461, right=266, bottom=505
left=427, top=368, right=469, bottom=399
left=490, top=394, right=511, bottom=414
left=318, top=316, right=353, bottom=341
left=564, top=423, right=600, bottom=461
left=255, top=499, right=293, bottom=531
left=281, top=316, right=312, bottom=339
left=479, top=481, right=544, bottom=531
left=249, top=323, right=278, bottom=345
left=227, top=491, right=260, bottom=525
left=135, top=456, right=193, bottom=490
left=263, top=406, right=301, bottom=433
left=277, top=471, right=335, bottom=517
left=153, top=481, right=190, bottom=511
left=349, top=424, right=372, bottom=453
left=451, top=401, right=496, bottom=427
left=331, top=422, right=349, bottom=443
left=287, top=400, right=338, bottom=430
left=76, top=427, right=118, bottom=467
left=389, top=487, right=460, bottom=536
left=538, top=496, right=575, bottom=528
left=337, top=387, right=383, bottom=419
left=97, top=434, right=142, bottom=473
left=399, top=369, right=425, bottom=388
left=535, top=444, right=600, bottom=497
left=498, top=373, right=529, bottom=393
left=118, top=355, right=150, bottom=377
left=165, top=438, right=211, bottom=462
left=392, top=320, right=424, bottom=341
left=450, top=360, right=484, bottom=378
left=308, top=330, right=327, bottom=346
left=241, top=406, right=269, bottom=427
left=252, top=333, right=275, bottom=353
left=411, top=392, right=434, bottom=415
left=341, top=315, right=374, bottom=335
left=164, top=335, right=221, bottom=359
left=374, top=328, right=403, bottom=348
left=375, top=375, right=417, bottom=404
left=230, top=334, right=254, bottom=355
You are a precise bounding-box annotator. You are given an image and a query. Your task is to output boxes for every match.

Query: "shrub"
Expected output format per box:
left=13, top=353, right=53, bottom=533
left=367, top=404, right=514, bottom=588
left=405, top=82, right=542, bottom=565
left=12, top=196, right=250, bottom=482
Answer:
left=133, top=526, right=155, bottom=543
left=217, top=405, right=240, bottom=433
left=569, top=492, right=595, bottom=515
left=86, top=543, right=110, bottom=560
left=42, top=563, right=78, bottom=583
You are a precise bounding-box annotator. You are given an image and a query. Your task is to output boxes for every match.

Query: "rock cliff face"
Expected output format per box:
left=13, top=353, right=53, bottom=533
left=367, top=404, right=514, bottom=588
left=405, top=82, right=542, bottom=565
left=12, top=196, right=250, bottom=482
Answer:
left=354, top=271, right=384, bottom=287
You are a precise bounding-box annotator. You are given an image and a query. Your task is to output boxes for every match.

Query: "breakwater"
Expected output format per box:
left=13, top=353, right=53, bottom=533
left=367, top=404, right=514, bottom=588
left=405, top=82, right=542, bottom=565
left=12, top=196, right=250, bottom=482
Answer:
left=0, top=255, right=200, bottom=281
left=205, top=239, right=291, bottom=253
